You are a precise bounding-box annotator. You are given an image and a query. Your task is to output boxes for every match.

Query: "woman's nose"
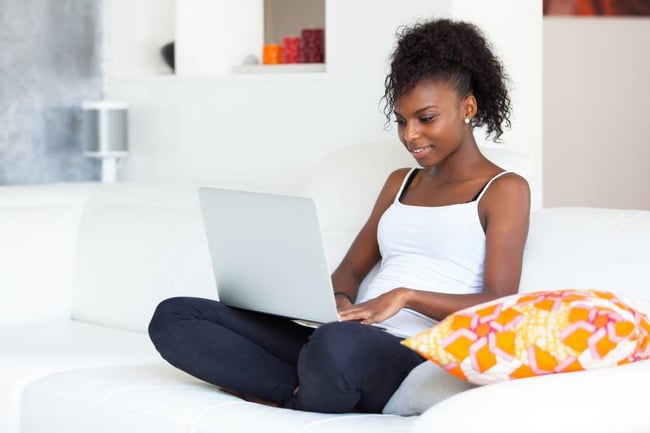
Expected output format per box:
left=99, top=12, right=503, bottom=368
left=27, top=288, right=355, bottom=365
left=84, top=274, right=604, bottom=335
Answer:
left=404, top=121, right=421, bottom=142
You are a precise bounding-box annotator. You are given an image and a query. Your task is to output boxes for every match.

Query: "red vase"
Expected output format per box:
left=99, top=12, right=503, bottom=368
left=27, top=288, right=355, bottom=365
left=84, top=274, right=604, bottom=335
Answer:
left=300, top=29, right=324, bottom=63
left=282, top=37, right=301, bottom=64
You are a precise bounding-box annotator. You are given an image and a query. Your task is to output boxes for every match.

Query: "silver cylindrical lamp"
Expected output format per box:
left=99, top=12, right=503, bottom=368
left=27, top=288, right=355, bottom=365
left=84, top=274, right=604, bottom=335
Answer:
left=82, top=101, right=129, bottom=183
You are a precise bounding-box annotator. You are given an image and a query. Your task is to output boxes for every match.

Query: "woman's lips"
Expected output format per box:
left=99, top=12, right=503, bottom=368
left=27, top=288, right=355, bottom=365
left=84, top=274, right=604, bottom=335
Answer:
left=409, top=144, right=433, bottom=159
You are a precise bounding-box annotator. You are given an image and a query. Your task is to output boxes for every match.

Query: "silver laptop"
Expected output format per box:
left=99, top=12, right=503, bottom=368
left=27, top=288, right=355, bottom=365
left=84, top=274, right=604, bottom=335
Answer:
left=197, top=187, right=340, bottom=325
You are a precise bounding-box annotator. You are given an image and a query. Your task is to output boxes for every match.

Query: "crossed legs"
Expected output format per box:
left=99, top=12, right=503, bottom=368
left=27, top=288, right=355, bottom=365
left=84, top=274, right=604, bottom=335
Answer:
left=148, top=297, right=424, bottom=413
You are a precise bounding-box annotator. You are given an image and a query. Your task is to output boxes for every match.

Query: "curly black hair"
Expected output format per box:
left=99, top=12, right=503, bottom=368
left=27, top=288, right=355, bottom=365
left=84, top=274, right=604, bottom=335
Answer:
left=382, top=19, right=511, bottom=141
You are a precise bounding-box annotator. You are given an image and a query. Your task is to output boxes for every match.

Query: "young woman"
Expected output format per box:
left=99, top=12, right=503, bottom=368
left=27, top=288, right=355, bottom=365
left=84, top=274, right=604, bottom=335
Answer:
left=148, top=18, right=530, bottom=414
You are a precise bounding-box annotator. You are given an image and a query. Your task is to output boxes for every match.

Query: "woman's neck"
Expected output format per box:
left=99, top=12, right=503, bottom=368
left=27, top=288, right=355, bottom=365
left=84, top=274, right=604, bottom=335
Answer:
left=425, top=140, right=490, bottom=183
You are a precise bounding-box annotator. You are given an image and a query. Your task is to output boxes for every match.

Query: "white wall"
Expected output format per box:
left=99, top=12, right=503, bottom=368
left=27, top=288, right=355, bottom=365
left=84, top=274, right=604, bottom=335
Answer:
left=105, top=1, right=542, bottom=205
left=544, top=17, right=650, bottom=210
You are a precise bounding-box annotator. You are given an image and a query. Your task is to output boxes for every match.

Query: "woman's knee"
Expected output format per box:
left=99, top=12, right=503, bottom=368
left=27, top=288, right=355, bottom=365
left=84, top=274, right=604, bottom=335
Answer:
left=301, top=322, right=367, bottom=373
left=148, top=297, right=196, bottom=346
left=148, top=297, right=226, bottom=345
left=149, top=298, right=176, bottom=341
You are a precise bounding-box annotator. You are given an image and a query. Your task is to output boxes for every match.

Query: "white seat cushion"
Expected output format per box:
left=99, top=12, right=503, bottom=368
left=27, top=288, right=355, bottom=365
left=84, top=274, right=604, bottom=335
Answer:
left=409, top=359, right=650, bottom=433
left=22, top=364, right=416, bottom=433
left=1, top=319, right=159, bottom=433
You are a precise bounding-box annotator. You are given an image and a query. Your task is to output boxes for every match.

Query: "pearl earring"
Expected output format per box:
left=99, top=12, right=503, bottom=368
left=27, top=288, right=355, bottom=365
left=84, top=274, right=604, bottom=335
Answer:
left=464, top=118, right=470, bottom=124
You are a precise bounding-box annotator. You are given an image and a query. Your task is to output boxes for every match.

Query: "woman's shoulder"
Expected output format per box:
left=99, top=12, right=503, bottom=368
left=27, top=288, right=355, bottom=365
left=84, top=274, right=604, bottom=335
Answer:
left=375, top=167, right=415, bottom=202
left=482, top=171, right=531, bottom=207
left=491, top=171, right=529, bottom=192
left=387, top=167, right=415, bottom=182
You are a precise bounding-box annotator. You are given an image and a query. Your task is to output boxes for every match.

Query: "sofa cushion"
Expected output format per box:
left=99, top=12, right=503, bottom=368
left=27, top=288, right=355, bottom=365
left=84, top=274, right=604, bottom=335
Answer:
left=409, top=359, right=650, bottom=433
left=402, top=289, right=650, bottom=386
left=521, top=207, right=650, bottom=302
left=0, top=183, right=98, bottom=326
left=21, top=364, right=416, bottom=433
left=1, top=319, right=159, bottom=433
left=72, top=183, right=218, bottom=332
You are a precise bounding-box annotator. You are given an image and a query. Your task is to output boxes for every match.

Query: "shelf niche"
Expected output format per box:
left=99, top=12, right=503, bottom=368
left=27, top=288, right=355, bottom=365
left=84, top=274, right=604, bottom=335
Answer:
left=261, top=0, right=326, bottom=72
left=103, top=0, right=325, bottom=78
left=264, top=0, right=325, bottom=46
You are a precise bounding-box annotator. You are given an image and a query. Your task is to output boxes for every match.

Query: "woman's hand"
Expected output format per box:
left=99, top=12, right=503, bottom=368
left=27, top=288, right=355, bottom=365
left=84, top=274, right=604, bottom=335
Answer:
left=338, top=288, right=410, bottom=325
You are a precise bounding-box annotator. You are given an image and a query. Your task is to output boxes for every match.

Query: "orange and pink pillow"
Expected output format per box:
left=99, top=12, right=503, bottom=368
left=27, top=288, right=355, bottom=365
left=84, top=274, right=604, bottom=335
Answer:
left=402, top=289, right=650, bottom=385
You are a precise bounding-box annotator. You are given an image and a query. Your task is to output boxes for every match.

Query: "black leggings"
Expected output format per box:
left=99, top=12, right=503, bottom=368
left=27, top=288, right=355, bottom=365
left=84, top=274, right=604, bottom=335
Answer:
left=148, top=297, right=424, bottom=413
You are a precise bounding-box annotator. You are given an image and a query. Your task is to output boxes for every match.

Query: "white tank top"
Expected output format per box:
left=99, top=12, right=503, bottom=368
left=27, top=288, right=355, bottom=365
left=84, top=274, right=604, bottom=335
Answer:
left=360, top=168, right=510, bottom=337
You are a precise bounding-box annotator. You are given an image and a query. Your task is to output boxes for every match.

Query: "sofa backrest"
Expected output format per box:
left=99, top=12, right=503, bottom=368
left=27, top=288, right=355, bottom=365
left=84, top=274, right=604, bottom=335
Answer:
left=520, top=206, right=650, bottom=302
left=71, top=183, right=217, bottom=332
left=0, top=183, right=98, bottom=326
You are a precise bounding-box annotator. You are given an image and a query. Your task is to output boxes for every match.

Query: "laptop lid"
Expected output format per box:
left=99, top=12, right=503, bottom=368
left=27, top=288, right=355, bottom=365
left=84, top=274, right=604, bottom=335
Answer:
left=197, top=187, right=340, bottom=324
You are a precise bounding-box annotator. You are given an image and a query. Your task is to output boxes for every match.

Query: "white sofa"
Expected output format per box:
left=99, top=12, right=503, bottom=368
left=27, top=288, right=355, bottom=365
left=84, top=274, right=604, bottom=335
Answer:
left=2, top=142, right=649, bottom=433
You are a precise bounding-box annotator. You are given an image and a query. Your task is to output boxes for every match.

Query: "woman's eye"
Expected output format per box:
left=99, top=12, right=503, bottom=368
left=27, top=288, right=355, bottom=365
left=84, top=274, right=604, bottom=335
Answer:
left=420, top=116, right=435, bottom=123
left=394, top=118, right=406, bottom=126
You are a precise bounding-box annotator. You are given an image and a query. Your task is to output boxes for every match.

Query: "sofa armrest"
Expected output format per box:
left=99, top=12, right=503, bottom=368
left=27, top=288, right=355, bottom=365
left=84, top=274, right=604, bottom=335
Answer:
left=0, top=183, right=98, bottom=326
left=409, top=360, right=650, bottom=433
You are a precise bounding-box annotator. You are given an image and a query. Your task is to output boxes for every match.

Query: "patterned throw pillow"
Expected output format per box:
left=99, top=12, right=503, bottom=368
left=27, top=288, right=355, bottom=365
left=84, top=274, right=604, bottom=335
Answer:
left=402, top=289, right=650, bottom=385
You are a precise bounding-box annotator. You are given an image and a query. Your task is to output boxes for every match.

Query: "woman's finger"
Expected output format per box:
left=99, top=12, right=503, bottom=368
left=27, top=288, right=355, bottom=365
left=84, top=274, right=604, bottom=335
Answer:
left=339, top=307, right=371, bottom=322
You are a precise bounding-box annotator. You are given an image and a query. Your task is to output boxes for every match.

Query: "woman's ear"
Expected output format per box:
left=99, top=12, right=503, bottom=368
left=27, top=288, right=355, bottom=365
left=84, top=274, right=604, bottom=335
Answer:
left=462, top=94, right=477, bottom=120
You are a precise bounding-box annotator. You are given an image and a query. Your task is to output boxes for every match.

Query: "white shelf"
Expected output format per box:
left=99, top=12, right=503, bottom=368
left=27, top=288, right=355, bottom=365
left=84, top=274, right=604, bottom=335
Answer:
left=234, top=63, right=326, bottom=74
left=106, top=70, right=328, bottom=85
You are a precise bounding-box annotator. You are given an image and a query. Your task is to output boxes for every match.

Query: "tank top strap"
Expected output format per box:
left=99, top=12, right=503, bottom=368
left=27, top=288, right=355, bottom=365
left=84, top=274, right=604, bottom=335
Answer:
left=476, top=171, right=511, bottom=202
left=394, top=168, right=419, bottom=203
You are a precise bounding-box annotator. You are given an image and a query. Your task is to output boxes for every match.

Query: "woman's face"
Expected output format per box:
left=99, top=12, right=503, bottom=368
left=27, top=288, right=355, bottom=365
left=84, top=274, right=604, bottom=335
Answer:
left=394, top=79, right=470, bottom=168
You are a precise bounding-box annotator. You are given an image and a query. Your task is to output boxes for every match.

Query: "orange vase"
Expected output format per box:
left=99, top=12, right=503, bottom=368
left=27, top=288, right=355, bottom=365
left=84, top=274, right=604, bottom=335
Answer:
left=263, top=44, right=282, bottom=64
